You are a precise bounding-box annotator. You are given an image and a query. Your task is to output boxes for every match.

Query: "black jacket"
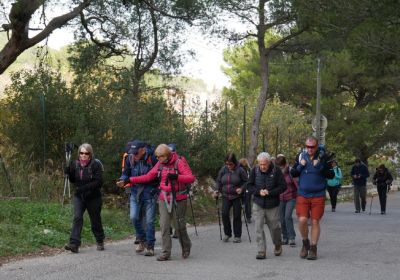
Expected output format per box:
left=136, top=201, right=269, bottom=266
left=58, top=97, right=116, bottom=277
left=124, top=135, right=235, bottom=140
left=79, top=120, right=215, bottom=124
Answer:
left=247, top=164, right=286, bottom=209
left=214, top=165, right=248, bottom=200
left=66, top=159, right=103, bottom=199
left=373, top=168, right=393, bottom=187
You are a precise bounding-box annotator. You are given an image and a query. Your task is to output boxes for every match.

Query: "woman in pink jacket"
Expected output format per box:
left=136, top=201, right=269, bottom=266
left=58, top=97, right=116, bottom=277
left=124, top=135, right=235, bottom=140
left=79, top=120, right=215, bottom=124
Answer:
left=124, top=144, right=195, bottom=261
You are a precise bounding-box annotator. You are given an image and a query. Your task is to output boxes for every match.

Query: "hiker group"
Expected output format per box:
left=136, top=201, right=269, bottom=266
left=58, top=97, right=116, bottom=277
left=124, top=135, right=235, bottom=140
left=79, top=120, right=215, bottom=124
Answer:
left=63, top=135, right=393, bottom=261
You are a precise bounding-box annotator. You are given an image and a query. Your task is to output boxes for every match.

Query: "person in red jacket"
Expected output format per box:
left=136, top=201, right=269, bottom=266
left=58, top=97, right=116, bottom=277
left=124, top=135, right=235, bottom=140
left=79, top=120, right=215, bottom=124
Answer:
left=121, top=144, right=195, bottom=261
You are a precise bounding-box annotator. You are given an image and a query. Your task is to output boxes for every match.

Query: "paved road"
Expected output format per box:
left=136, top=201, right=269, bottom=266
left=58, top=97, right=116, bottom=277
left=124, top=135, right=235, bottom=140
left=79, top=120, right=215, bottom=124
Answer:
left=2, top=192, right=400, bottom=280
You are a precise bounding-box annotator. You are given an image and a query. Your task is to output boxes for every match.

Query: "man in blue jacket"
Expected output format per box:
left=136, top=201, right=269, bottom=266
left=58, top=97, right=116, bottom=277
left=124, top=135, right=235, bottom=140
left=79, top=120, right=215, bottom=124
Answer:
left=116, top=140, right=158, bottom=256
left=350, top=159, right=370, bottom=213
left=294, top=136, right=332, bottom=260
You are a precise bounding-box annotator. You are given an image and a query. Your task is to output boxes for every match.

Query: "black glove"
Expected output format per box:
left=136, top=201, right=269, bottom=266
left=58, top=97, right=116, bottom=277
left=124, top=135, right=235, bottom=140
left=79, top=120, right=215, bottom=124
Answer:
left=167, top=173, right=178, bottom=180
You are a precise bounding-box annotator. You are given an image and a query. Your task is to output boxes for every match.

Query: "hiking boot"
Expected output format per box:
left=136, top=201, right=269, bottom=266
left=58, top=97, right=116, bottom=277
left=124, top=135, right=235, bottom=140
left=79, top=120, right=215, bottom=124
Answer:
left=289, top=239, right=296, bottom=247
left=256, top=251, right=266, bottom=259
left=300, top=239, right=310, bottom=259
left=355, top=210, right=360, bottom=213
left=182, top=247, right=191, bottom=259
left=144, top=247, right=154, bottom=257
left=157, top=254, right=170, bottom=261
left=233, top=237, right=241, bottom=243
left=96, top=242, right=104, bottom=251
left=135, top=242, right=145, bottom=253
left=307, top=245, right=317, bottom=260
left=65, top=243, right=79, bottom=253
left=282, top=239, right=288, bottom=245
left=222, top=235, right=230, bottom=242
left=274, top=245, right=282, bottom=256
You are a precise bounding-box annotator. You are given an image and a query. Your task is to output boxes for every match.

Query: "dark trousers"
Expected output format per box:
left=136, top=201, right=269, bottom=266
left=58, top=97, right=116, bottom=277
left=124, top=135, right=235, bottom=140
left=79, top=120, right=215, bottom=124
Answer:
left=327, top=186, right=340, bottom=209
left=70, top=194, right=105, bottom=246
left=221, top=197, right=242, bottom=238
left=377, top=185, right=388, bottom=212
left=244, top=191, right=252, bottom=221
left=354, top=185, right=367, bottom=211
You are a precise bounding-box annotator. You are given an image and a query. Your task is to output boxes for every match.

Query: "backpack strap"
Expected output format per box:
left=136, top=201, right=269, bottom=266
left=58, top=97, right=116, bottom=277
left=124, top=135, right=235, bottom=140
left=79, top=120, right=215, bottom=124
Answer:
left=121, top=153, right=128, bottom=172
left=175, top=157, right=191, bottom=195
left=158, top=162, right=175, bottom=213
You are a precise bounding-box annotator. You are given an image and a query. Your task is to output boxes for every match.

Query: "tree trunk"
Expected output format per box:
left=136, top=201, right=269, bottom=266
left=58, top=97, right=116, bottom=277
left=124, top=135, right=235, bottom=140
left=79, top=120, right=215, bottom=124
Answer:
left=246, top=0, right=269, bottom=165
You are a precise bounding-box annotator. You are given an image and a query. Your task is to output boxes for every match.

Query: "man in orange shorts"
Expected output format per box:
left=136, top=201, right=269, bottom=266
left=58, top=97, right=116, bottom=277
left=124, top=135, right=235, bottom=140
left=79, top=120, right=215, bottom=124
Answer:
left=293, top=136, right=332, bottom=260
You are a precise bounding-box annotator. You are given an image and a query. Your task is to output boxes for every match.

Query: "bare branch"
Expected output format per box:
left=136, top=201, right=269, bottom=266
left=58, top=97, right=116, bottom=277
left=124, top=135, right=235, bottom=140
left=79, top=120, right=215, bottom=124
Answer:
left=79, top=11, right=125, bottom=56
left=266, top=27, right=308, bottom=55
left=27, top=0, right=92, bottom=49
left=141, top=0, right=194, bottom=23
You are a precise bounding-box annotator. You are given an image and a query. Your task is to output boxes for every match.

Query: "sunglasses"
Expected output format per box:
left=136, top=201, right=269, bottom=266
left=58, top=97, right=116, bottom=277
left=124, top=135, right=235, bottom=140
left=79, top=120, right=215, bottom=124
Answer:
left=79, top=152, right=90, bottom=155
left=306, top=145, right=317, bottom=149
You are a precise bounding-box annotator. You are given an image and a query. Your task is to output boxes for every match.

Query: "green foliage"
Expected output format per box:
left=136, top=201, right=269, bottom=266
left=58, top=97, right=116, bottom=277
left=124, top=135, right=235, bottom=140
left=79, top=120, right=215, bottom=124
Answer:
left=1, top=67, right=76, bottom=168
left=221, top=29, right=400, bottom=163
left=222, top=39, right=310, bottom=162
left=0, top=200, right=132, bottom=257
left=187, top=101, right=227, bottom=177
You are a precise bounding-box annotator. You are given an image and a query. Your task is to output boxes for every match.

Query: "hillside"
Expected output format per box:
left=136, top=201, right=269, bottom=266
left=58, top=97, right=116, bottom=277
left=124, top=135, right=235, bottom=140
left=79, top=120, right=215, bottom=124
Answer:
left=0, top=33, right=71, bottom=96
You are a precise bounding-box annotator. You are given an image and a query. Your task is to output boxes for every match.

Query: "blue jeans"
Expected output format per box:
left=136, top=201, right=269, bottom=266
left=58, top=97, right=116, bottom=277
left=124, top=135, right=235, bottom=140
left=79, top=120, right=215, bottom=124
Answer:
left=279, top=199, right=296, bottom=241
left=130, top=194, right=156, bottom=248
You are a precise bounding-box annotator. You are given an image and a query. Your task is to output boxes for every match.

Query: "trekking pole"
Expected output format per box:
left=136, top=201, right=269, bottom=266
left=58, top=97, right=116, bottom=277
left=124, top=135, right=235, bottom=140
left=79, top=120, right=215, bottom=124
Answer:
left=240, top=196, right=251, bottom=243
left=368, top=194, right=374, bottom=215
left=216, top=196, right=222, bottom=240
left=0, top=153, right=15, bottom=196
left=170, top=179, right=184, bottom=246
left=187, top=188, right=198, bottom=236
left=62, top=144, right=72, bottom=206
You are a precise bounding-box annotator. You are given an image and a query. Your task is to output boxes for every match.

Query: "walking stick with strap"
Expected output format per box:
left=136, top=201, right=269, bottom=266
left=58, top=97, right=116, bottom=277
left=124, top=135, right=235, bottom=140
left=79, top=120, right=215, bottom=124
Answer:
left=187, top=188, right=198, bottom=236
left=240, top=196, right=251, bottom=242
left=62, top=145, right=72, bottom=206
left=170, top=178, right=184, bottom=246
left=216, top=196, right=222, bottom=240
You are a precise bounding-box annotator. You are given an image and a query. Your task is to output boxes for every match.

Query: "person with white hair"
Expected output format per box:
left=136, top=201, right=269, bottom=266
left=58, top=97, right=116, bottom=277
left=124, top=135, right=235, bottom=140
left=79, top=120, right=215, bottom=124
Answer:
left=246, top=152, right=286, bottom=259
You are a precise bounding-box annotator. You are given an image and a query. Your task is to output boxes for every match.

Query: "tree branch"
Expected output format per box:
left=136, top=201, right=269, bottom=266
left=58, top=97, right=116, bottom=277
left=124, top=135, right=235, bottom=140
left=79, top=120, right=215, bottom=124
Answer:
left=79, top=11, right=125, bottom=56
left=26, top=0, right=92, bottom=49
left=0, top=0, right=92, bottom=74
left=266, top=27, right=307, bottom=55
left=141, top=0, right=194, bottom=23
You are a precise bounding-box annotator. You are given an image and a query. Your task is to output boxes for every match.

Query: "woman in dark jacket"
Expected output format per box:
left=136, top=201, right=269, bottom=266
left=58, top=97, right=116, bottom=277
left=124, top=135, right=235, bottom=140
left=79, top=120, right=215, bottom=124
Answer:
left=373, top=164, right=393, bottom=214
left=64, top=143, right=105, bottom=253
left=213, top=153, right=248, bottom=243
left=276, top=155, right=298, bottom=247
left=239, top=158, right=252, bottom=223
